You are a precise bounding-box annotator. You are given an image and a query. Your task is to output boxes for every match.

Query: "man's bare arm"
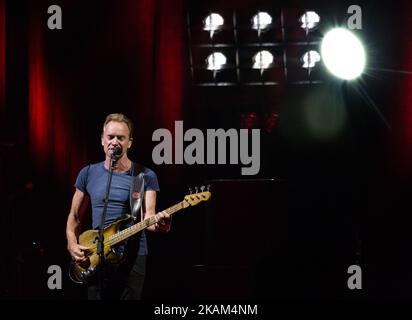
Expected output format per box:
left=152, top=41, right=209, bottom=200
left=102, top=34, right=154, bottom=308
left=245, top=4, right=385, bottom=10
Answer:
left=66, top=188, right=89, bottom=261
left=145, top=190, right=171, bottom=232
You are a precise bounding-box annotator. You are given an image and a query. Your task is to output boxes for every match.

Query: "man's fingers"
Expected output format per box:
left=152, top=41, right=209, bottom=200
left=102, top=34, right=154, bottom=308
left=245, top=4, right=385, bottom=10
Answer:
left=72, top=252, right=87, bottom=262
left=74, top=252, right=85, bottom=259
left=159, top=211, right=170, bottom=220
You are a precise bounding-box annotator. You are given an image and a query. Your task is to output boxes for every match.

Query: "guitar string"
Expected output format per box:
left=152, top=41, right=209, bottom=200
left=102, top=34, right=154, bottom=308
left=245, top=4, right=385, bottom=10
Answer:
left=85, top=194, right=208, bottom=254
left=109, top=195, right=208, bottom=244
left=107, top=202, right=184, bottom=244
left=87, top=202, right=185, bottom=254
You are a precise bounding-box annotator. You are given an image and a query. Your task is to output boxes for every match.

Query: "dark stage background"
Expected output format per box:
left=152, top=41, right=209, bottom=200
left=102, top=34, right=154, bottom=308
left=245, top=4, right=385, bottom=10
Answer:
left=1, top=0, right=412, bottom=300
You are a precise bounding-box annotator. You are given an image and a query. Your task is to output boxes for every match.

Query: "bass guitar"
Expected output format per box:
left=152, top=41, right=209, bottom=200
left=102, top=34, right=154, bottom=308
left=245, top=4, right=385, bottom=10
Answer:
left=69, top=188, right=211, bottom=284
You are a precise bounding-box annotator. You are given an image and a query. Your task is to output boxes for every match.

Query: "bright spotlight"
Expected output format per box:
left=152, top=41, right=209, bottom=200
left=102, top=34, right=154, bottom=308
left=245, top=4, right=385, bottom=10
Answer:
left=252, top=12, right=272, bottom=32
left=206, top=52, right=227, bottom=70
left=300, top=11, right=320, bottom=30
left=302, top=50, right=321, bottom=68
left=252, top=50, right=274, bottom=70
left=321, top=28, right=366, bottom=80
left=203, top=13, right=224, bottom=38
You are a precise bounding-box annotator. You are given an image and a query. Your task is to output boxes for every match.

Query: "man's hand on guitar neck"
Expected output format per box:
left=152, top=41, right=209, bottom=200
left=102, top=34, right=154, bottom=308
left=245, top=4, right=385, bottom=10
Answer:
left=68, top=241, right=89, bottom=263
left=154, top=211, right=171, bottom=233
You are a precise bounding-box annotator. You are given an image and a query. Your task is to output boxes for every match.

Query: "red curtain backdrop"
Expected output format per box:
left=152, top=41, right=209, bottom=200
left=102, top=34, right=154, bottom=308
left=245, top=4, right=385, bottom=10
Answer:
left=28, top=7, right=77, bottom=183
left=391, top=7, right=412, bottom=183
left=28, top=12, right=50, bottom=171
left=129, top=0, right=184, bottom=155
left=0, top=0, right=5, bottom=119
left=27, top=0, right=184, bottom=185
left=153, top=0, right=184, bottom=130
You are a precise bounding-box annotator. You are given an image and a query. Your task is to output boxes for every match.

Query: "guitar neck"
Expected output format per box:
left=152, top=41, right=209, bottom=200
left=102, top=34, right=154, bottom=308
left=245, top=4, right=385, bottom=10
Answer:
left=108, top=201, right=184, bottom=246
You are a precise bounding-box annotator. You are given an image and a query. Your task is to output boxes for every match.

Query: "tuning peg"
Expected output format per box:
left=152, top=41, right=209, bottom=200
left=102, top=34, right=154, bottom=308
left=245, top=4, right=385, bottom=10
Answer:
left=189, top=187, right=193, bottom=194
left=195, top=186, right=199, bottom=193
left=207, top=184, right=211, bottom=191
left=200, top=185, right=205, bottom=192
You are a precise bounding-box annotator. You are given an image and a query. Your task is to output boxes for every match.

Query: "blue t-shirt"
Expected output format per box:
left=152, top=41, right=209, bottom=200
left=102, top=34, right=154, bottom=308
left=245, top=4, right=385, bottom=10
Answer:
left=75, top=161, right=160, bottom=255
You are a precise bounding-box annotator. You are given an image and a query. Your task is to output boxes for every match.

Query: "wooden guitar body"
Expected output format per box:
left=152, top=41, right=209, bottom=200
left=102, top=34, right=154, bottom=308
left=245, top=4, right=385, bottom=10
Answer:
left=69, top=217, right=131, bottom=284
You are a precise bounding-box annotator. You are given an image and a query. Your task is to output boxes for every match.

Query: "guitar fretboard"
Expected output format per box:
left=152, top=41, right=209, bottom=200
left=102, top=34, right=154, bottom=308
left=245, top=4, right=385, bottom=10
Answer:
left=108, top=202, right=184, bottom=246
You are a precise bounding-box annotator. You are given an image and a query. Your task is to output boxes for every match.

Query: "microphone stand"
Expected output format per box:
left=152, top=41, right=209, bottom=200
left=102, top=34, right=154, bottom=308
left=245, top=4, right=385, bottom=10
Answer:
left=96, top=155, right=118, bottom=300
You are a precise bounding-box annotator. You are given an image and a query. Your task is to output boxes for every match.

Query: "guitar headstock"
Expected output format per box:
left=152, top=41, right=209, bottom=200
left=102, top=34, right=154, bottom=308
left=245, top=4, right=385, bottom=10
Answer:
left=183, top=185, right=211, bottom=208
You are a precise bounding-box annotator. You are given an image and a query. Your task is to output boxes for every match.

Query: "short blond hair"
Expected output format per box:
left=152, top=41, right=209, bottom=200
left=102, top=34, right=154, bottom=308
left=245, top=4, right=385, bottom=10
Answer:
left=102, top=113, right=133, bottom=138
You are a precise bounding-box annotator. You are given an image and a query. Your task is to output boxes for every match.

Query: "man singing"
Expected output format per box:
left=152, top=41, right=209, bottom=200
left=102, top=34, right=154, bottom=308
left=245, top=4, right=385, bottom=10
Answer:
left=66, top=113, right=171, bottom=299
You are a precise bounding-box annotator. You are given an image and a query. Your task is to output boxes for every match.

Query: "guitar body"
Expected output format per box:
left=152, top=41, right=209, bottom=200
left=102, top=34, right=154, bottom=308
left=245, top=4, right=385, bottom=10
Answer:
left=69, top=216, right=131, bottom=284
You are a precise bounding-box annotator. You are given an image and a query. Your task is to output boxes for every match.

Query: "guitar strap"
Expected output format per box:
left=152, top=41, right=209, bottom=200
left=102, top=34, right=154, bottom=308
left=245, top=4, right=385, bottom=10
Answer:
left=129, top=162, right=145, bottom=222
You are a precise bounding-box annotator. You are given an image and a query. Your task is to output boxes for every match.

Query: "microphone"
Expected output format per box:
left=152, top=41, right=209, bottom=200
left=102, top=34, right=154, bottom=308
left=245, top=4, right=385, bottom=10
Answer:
left=110, top=145, right=122, bottom=159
